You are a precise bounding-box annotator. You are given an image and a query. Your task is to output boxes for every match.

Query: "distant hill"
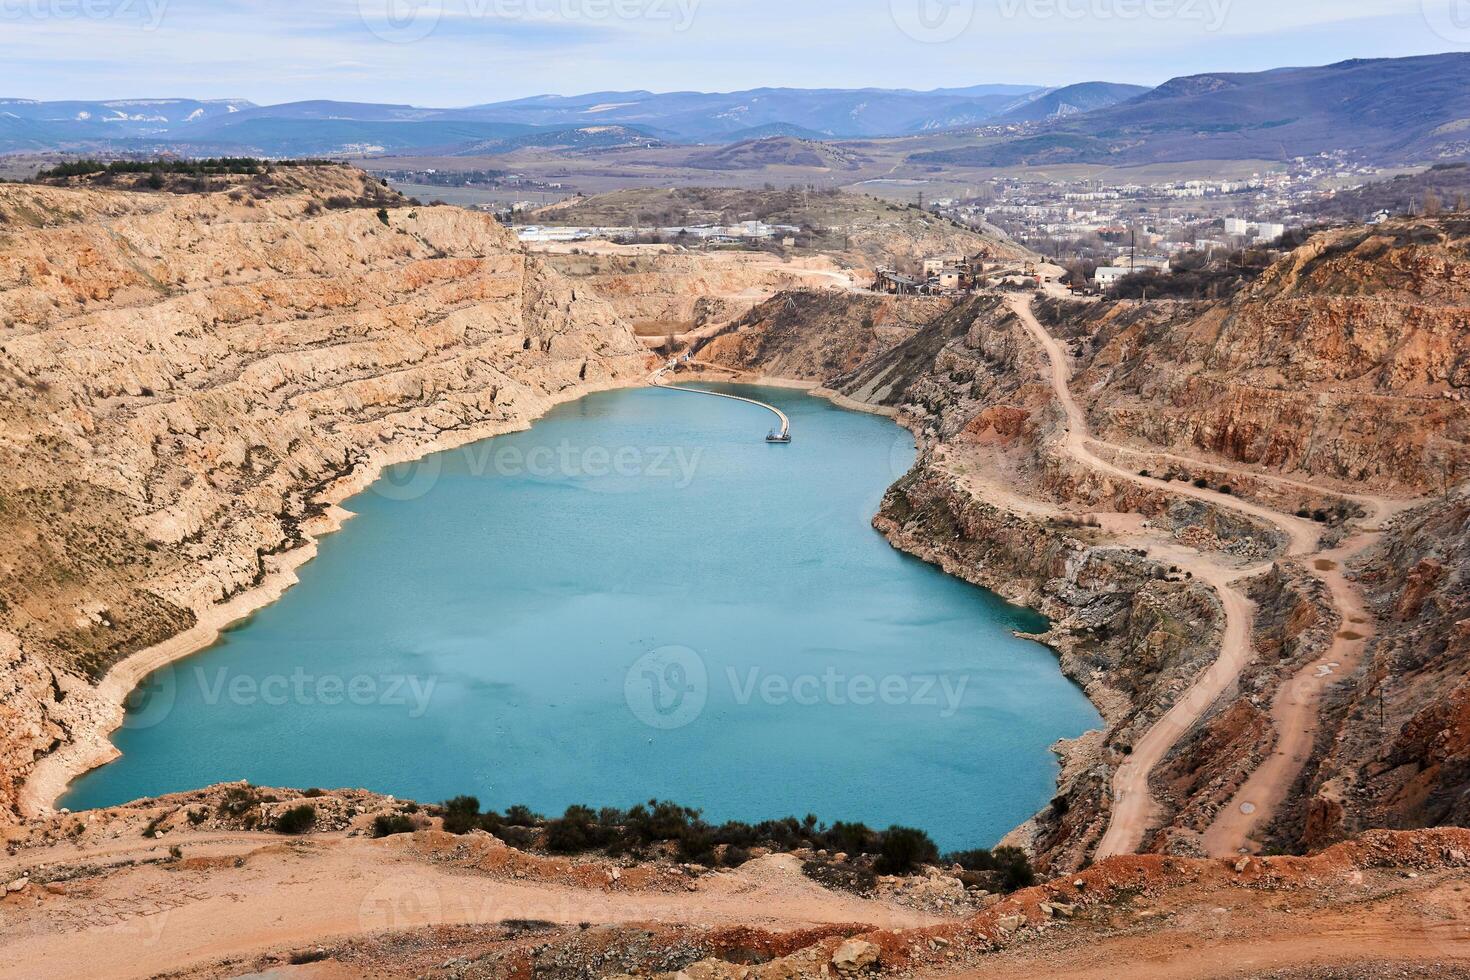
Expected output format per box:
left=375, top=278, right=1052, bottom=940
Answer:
left=910, top=54, right=1470, bottom=167
left=11, top=55, right=1460, bottom=164
left=1300, top=163, right=1470, bottom=222
left=0, top=98, right=253, bottom=148
left=170, top=119, right=540, bottom=156
left=994, top=82, right=1150, bottom=123
left=0, top=83, right=1057, bottom=153
left=453, top=86, right=1047, bottom=141
left=683, top=137, right=870, bottom=171
left=722, top=122, right=835, bottom=142
left=456, top=125, right=664, bottom=156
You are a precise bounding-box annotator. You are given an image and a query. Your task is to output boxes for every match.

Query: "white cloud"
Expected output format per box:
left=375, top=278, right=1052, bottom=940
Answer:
left=1, top=0, right=1454, bottom=103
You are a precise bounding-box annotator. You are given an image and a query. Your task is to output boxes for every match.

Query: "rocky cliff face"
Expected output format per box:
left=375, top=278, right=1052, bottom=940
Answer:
left=0, top=170, right=649, bottom=821
left=536, top=248, right=851, bottom=334
left=698, top=291, right=954, bottom=382
left=875, top=465, right=1223, bottom=873
left=1298, top=488, right=1470, bottom=844
left=691, top=222, right=1470, bottom=867
left=1061, top=219, right=1470, bottom=492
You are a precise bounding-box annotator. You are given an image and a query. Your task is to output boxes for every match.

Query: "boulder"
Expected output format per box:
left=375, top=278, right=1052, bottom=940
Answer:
left=831, top=939, right=880, bottom=974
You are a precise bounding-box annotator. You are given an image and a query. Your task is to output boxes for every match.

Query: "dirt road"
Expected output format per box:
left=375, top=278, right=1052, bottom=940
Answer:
left=1002, top=294, right=1401, bottom=859
left=1200, top=529, right=1379, bottom=855
left=0, top=831, right=940, bottom=980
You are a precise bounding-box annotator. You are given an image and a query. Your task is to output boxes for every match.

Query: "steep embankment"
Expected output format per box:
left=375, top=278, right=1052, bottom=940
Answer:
left=1061, top=219, right=1470, bottom=492
left=0, top=171, right=649, bottom=822
left=1307, top=487, right=1470, bottom=843
left=697, top=291, right=953, bottom=382
left=535, top=247, right=854, bottom=337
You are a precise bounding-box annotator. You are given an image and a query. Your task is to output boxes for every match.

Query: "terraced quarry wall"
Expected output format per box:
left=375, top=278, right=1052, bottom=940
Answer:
left=0, top=171, right=649, bottom=821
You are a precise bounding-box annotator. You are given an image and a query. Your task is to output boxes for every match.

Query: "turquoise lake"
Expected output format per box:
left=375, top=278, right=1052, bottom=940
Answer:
left=62, top=384, right=1100, bottom=849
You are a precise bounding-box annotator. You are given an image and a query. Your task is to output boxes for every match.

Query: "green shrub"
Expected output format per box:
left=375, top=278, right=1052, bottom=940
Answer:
left=874, top=826, right=938, bottom=874
left=275, top=805, right=317, bottom=835
left=825, top=821, right=876, bottom=856
left=372, top=814, right=415, bottom=838
left=441, top=795, right=482, bottom=835
left=624, top=800, right=701, bottom=845
left=218, top=785, right=262, bottom=818
left=944, top=846, right=1035, bottom=892
left=505, top=804, right=542, bottom=826
left=545, top=805, right=613, bottom=854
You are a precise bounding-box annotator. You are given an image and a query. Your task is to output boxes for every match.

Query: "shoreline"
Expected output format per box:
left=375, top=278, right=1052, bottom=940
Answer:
left=20, top=373, right=646, bottom=818
left=24, top=368, right=1089, bottom=850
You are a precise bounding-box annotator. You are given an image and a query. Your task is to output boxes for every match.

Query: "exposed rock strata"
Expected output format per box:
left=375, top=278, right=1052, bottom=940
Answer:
left=1300, top=487, right=1470, bottom=846
left=697, top=292, right=954, bottom=382
left=0, top=173, right=649, bottom=821
left=700, top=219, right=1470, bottom=867
left=1056, top=219, right=1470, bottom=493
left=875, top=464, right=1222, bottom=872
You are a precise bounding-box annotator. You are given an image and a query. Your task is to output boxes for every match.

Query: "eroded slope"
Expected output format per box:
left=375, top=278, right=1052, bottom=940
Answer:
left=0, top=172, right=648, bottom=821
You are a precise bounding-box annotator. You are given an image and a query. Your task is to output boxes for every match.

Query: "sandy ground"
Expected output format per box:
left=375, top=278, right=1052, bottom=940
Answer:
left=0, top=829, right=940, bottom=980
left=934, top=889, right=1470, bottom=980
left=13, top=820, right=1468, bottom=979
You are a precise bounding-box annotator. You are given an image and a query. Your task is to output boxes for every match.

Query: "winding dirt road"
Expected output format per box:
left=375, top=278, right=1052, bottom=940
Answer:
left=1003, top=294, right=1403, bottom=859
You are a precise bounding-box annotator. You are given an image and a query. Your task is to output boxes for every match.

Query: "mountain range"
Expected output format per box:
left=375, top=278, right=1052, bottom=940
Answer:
left=3, top=53, right=1467, bottom=165
left=908, top=53, right=1470, bottom=167
left=0, top=83, right=1095, bottom=154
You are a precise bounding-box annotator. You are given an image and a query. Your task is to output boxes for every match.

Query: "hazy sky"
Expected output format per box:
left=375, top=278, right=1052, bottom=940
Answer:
left=4, top=0, right=1464, bottom=104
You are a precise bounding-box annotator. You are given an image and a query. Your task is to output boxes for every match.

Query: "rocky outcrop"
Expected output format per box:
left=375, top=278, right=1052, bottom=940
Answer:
left=1301, top=488, right=1470, bottom=844
left=1060, top=219, right=1470, bottom=492
left=0, top=172, right=649, bottom=821
left=536, top=248, right=851, bottom=333
left=699, top=291, right=953, bottom=382
left=876, top=463, right=1223, bottom=872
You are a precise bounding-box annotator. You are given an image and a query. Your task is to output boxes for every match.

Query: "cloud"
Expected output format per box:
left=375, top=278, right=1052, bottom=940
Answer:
left=1, top=0, right=1455, bottom=104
